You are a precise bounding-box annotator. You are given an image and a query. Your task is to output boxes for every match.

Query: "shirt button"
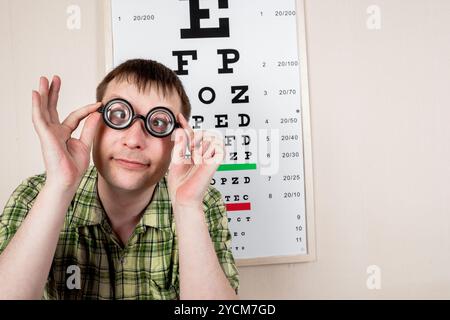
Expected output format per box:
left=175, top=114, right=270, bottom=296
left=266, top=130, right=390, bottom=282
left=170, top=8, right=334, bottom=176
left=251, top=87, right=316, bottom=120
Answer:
left=121, top=257, right=127, bottom=265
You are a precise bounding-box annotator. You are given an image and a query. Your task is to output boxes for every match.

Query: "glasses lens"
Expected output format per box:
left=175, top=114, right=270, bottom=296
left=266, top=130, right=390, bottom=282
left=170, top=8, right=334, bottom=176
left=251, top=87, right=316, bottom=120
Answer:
left=148, top=109, right=174, bottom=136
left=106, top=101, right=131, bottom=127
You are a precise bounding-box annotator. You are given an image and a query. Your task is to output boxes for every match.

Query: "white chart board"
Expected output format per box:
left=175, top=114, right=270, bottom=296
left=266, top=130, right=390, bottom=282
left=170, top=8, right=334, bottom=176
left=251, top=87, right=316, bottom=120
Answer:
left=103, top=0, right=316, bottom=266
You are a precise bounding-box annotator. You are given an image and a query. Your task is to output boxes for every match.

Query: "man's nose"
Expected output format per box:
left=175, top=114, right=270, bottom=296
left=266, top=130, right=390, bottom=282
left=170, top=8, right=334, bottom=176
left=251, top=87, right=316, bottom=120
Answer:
left=122, top=118, right=148, bottom=149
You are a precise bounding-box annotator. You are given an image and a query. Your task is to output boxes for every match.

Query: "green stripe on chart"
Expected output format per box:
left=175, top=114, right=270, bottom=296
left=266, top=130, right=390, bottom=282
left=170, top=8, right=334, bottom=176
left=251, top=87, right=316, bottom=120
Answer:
left=217, top=163, right=257, bottom=171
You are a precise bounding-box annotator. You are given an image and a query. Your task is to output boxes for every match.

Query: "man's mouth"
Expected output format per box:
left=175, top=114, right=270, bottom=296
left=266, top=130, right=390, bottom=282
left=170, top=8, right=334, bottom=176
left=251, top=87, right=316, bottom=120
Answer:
left=114, top=158, right=149, bottom=169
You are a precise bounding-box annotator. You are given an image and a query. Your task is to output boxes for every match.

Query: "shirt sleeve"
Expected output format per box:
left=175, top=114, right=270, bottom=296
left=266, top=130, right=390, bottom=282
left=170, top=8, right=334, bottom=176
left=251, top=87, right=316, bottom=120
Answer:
left=0, top=174, right=46, bottom=255
left=203, top=186, right=240, bottom=295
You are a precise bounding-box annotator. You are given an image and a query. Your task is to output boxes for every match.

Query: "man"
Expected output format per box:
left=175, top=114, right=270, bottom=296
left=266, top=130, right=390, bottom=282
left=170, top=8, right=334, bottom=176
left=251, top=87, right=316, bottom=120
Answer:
left=0, top=59, right=239, bottom=300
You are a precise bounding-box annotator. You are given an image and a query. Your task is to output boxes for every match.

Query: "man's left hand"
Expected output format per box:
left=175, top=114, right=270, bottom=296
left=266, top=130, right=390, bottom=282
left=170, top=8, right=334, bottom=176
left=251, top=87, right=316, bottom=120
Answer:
left=167, top=113, right=225, bottom=209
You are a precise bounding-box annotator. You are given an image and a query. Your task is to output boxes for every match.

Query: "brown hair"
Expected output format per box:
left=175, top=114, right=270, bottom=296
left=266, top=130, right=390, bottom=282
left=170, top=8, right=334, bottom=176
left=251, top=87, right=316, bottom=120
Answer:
left=96, top=58, right=191, bottom=120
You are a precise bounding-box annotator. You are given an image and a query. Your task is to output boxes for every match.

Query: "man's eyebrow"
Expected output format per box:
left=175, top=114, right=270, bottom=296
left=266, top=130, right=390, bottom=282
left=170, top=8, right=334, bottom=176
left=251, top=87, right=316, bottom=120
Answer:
left=105, top=93, right=126, bottom=101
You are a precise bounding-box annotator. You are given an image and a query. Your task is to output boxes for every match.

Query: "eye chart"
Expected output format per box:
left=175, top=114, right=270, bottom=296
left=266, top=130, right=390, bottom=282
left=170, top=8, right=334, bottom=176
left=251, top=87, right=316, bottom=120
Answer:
left=104, top=0, right=316, bottom=266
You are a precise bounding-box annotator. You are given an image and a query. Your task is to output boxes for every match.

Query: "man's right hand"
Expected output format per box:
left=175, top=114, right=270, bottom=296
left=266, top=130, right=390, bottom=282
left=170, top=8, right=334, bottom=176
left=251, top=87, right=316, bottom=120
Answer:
left=32, top=76, right=102, bottom=190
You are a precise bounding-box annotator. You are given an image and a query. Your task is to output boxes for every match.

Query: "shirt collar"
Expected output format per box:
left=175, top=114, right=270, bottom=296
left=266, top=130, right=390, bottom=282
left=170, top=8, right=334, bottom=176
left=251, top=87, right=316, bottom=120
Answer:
left=68, top=165, right=173, bottom=233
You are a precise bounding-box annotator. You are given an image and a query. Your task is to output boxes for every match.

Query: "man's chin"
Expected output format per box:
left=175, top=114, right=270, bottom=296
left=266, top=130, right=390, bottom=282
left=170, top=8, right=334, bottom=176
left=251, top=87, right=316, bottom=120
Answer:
left=109, top=176, right=147, bottom=193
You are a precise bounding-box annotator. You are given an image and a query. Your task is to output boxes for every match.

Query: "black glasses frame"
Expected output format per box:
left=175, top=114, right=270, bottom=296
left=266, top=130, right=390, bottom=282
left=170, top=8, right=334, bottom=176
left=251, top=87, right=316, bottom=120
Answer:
left=97, top=98, right=181, bottom=138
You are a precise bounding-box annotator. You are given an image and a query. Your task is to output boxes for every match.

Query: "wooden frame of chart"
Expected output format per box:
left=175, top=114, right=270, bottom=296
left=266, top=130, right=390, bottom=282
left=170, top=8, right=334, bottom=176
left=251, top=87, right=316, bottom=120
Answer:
left=98, top=0, right=316, bottom=266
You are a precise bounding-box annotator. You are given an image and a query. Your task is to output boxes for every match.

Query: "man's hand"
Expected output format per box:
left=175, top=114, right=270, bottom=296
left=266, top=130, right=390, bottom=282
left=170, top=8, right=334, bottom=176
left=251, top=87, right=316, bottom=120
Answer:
left=32, top=76, right=102, bottom=190
left=0, top=76, right=104, bottom=299
left=167, top=113, right=225, bottom=209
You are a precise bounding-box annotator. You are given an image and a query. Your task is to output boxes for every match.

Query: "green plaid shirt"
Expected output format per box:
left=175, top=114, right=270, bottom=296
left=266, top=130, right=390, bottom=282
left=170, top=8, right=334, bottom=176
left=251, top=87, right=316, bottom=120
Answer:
left=0, top=165, right=239, bottom=299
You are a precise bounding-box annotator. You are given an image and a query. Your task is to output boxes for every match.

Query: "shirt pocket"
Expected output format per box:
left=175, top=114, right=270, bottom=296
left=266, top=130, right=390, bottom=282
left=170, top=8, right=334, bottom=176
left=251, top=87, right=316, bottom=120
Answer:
left=147, top=278, right=178, bottom=300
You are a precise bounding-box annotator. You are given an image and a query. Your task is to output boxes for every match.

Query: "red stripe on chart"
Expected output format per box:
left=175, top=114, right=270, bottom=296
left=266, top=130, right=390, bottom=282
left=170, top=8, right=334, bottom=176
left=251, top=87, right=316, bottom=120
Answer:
left=226, top=202, right=251, bottom=211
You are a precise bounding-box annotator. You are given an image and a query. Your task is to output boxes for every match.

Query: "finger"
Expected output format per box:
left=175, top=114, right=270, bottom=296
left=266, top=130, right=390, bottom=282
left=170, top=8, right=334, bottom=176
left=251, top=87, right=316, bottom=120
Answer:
left=177, top=113, right=195, bottom=155
left=192, top=130, right=208, bottom=149
left=205, top=140, right=224, bottom=158
left=31, top=90, right=47, bottom=134
left=200, top=132, right=223, bottom=156
left=191, top=131, right=223, bottom=163
left=79, top=111, right=102, bottom=150
left=48, top=75, right=61, bottom=123
left=191, top=130, right=219, bottom=161
left=204, top=141, right=225, bottom=165
left=62, top=102, right=102, bottom=133
left=191, top=130, right=206, bottom=163
left=38, top=76, right=50, bottom=122
left=171, top=128, right=191, bottom=166
left=200, top=140, right=211, bottom=157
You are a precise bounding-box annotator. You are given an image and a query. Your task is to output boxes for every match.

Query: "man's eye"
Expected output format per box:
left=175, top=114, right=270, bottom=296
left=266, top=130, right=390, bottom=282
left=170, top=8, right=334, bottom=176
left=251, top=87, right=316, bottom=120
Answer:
left=152, top=118, right=167, bottom=127
left=108, top=108, right=130, bottom=126
left=112, top=110, right=127, bottom=119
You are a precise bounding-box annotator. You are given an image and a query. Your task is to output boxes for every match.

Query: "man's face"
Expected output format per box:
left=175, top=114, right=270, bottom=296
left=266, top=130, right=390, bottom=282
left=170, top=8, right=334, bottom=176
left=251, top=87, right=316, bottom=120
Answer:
left=92, top=78, right=182, bottom=192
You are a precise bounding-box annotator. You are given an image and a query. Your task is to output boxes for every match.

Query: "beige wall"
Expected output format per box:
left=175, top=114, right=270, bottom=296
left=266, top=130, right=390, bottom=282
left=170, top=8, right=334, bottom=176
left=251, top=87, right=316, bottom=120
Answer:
left=1, top=0, right=449, bottom=299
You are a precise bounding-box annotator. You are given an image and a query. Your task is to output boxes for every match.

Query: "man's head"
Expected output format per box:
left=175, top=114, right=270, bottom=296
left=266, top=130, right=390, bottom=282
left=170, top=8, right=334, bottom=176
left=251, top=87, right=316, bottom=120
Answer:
left=92, top=59, right=191, bottom=192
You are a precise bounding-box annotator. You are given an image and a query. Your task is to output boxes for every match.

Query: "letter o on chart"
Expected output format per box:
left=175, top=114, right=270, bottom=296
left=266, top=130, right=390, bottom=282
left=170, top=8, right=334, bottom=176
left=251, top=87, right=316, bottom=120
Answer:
left=198, top=87, right=216, bottom=104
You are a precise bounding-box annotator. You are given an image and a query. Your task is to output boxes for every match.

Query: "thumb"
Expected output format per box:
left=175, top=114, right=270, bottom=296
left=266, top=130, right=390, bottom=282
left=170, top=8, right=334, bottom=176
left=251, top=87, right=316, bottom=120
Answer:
left=79, top=111, right=102, bottom=151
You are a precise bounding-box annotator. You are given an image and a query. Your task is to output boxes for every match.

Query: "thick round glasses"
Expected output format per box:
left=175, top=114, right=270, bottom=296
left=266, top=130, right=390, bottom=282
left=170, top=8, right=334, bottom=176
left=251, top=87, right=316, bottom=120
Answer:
left=97, top=98, right=180, bottom=138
